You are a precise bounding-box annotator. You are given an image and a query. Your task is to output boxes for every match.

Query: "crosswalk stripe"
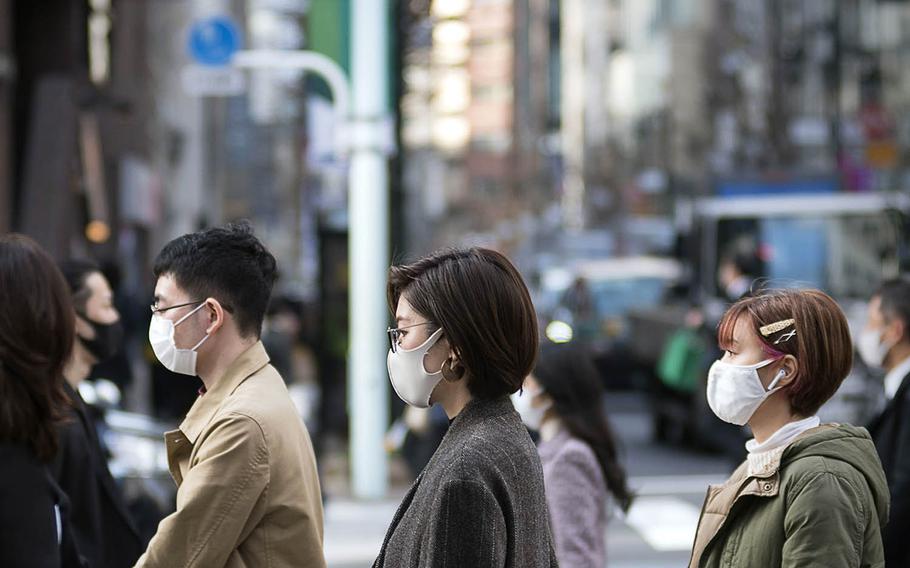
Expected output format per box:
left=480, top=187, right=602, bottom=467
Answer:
left=629, top=474, right=726, bottom=495
left=623, top=496, right=702, bottom=552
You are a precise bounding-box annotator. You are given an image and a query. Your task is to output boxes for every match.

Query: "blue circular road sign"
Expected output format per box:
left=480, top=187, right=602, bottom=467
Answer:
left=187, top=16, right=242, bottom=67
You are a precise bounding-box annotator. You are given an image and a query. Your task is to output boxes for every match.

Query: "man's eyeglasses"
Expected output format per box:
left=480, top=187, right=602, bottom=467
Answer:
left=387, top=322, right=434, bottom=353
left=150, top=300, right=203, bottom=315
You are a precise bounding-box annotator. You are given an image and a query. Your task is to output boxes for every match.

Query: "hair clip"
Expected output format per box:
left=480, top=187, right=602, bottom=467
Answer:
left=774, top=329, right=797, bottom=344
left=759, top=318, right=795, bottom=337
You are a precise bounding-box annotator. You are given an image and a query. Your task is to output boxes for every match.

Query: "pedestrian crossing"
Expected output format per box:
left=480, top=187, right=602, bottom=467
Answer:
left=624, top=496, right=702, bottom=552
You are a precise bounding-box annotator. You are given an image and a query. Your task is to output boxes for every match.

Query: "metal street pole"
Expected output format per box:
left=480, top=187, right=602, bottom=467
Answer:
left=233, top=37, right=391, bottom=497
left=349, top=0, right=392, bottom=499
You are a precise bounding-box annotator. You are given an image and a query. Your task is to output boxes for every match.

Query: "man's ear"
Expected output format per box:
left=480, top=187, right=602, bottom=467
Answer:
left=204, top=298, right=226, bottom=335
left=888, top=317, right=906, bottom=347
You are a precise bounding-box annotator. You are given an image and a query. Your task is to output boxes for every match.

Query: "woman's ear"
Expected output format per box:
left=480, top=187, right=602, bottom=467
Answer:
left=777, top=354, right=799, bottom=386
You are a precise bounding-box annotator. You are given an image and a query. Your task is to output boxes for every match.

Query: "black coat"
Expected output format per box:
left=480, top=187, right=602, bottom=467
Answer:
left=51, top=383, right=143, bottom=568
left=0, top=443, right=85, bottom=567
left=868, top=370, right=910, bottom=568
left=373, top=397, right=559, bottom=568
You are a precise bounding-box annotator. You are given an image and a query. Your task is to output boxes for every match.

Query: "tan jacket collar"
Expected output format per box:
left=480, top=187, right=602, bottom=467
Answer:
left=179, top=341, right=271, bottom=444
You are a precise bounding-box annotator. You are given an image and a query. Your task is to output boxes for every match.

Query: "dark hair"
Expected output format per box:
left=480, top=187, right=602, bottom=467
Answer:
left=387, top=248, right=538, bottom=399
left=877, top=278, right=910, bottom=342
left=0, top=234, right=74, bottom=461
left=533, top=343, right=634, bottom=512
left=721, top=250, right=761, bottom=278
left=718, top=288, right=853, bottom=416
left=59, top=258, right=102, bottom=312
left=153, top=221, right=278, bottom=338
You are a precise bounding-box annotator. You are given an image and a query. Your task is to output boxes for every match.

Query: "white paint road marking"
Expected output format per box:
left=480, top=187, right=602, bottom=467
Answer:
left=623, top=496, right=703, bottom=552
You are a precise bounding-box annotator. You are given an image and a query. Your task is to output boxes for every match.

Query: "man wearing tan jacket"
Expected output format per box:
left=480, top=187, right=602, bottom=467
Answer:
left=136, top=222, right=324, bottom=568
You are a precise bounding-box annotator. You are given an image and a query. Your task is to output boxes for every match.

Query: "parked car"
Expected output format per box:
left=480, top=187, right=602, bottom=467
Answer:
left=536, top=256, right=682, bottom=389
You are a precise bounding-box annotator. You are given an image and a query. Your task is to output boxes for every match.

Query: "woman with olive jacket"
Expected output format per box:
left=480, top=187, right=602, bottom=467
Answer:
left=689, top=289, right=888, bottom=568
left=373, top=248, right=559, bottom=568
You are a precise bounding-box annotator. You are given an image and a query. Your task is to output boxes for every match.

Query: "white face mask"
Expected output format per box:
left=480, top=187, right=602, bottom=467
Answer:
left=148, top=303, right=211, bottom=376
left=511, top=388, right=551, bottom=431
left=857, top=328, right=892, bottom=369
left=386, top=328, right=445, bottom=408
left=706, top=358, right=786, bottom=425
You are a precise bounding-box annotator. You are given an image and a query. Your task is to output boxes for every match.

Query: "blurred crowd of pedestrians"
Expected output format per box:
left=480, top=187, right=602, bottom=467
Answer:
left=2, top=225, right=910, bottom=568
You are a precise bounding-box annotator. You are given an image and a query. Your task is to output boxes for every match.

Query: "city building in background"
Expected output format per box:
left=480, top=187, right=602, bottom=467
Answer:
left=398, top=0, right=910, bottom=267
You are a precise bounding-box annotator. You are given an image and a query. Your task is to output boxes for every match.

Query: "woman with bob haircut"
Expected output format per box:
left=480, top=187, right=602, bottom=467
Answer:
left=689, top=288, right=889, bottom=568
left=0, top=234, right=84, bottom=567
left=373, top=247, right=558, bottom=568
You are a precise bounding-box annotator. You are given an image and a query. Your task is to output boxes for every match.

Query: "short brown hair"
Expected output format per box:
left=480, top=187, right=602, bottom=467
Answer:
left=0, top=234, right=74, bottom=461
left=388, top=248, right=539, bottom=399
left=717, top=289, right=853, bottom=416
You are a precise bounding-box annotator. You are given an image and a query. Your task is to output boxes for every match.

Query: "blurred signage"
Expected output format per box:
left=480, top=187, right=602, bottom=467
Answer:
left=716, top=177, right=838, bottom=197
left=183, top=16, right=245, bottom=96
left=866, top=141, right=898, bottom=169
left=187, top=16, right=242, bottom=66
left=181, top=65, right=245, bottom=97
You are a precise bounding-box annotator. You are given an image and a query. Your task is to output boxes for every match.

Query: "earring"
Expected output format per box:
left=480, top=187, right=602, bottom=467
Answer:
left=443, top=359, right=463, bottom=382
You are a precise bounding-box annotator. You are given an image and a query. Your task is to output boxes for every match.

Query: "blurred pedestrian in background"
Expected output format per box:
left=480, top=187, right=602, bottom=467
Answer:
left=512, top=343, right=633, bottom=568
left=55, top=259, right=143, bottom=567
left=375, top=248, right=558, bottom=567
left=560, top=276, right=598, bottom=342
left=0, top=234, right=84, bottom=567
left=136, top=222, right=325, bottom=567
left=861, top=278, right=910, bottom=567
left=689, top=289, right=888, bottom=567
left=717, top=250, right=760, bottom=303
left=89, top=260, right=139, bottom=394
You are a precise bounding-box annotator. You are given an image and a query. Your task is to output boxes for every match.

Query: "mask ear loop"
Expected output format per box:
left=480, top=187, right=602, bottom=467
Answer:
left=174, top=303, right=211, bottom=351
left=174, top=302, right=207, bottom=327
left=191, top=333, right=211, bottom=352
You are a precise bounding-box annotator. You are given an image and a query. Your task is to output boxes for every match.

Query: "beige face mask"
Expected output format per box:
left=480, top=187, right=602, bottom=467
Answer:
left=386, top=328, right=444, bottom=408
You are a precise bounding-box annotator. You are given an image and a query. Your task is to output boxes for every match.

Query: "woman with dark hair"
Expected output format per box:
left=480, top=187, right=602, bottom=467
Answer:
left=512, top=344, right=632, bottom=567
left=55, top=259, right=143, bottom=567
left=0, top=234, right=84, bottom=567
left=374, top=248, right=558, bottom=568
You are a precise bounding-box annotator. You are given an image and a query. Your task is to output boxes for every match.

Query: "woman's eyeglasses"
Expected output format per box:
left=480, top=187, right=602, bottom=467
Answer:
left=387, top=322, right=434, bottom=353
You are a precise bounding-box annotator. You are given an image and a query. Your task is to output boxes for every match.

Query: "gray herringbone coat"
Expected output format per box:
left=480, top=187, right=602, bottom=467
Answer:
left=373, top=396, right=560, bottom=567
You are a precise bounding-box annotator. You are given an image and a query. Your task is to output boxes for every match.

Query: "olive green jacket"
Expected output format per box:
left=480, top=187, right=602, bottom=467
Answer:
left=689, top=424, right=889, bottom=568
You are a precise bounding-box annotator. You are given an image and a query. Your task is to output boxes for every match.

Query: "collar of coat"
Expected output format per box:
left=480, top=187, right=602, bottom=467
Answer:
left=688, top=424, right=836, bottom=568
left=410, top=395, right=516, bottom=483
left=448, top=395, right=514, bottom=432
left=178, top=341, right=271, bottom=444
